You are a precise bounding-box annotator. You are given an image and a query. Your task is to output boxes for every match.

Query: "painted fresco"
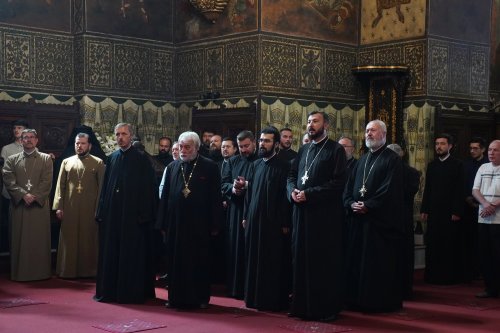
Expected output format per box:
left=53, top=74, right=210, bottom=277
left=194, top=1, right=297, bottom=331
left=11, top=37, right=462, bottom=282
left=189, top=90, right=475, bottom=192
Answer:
left=261, top=0, right=359, bottom=44
left=0, top=0, right=70, bottom=32
left=174, top=0, right=257, bottom=43
left=428, top=0, right=490, bottom=44
left=491, top=0, right=500, bottom=96
left=86, top=0, right=172, bottom=42
left=360, top=0, right=425, bottom=45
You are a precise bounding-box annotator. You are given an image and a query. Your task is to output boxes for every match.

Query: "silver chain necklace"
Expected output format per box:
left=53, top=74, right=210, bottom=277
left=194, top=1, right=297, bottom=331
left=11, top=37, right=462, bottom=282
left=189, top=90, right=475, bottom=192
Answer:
left=359, top=147, right=387, bottom=198
left=301, top=137, right=328, bottom=185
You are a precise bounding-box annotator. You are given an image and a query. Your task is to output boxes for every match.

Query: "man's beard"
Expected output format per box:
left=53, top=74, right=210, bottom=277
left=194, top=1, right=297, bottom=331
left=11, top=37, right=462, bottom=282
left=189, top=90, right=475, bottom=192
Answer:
left=308, top=127, right=324, bottom=140
left=180, top=153, right=196, bottom=162
left=366, top=138, right=385, bottom=150
left=258, top=147, right=273, bottom=158
left=209, top=149, right=221, bottom=157
left=281, top=141, right=291, bottom=149
left=436, top=149, right=449, bottom=157
left=77, top=150, right=89, bottom=157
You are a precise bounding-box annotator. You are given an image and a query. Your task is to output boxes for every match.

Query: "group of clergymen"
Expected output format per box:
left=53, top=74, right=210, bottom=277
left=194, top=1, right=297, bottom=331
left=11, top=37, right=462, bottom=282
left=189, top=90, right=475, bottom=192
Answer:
left=1, top=111, right=499, bottom=323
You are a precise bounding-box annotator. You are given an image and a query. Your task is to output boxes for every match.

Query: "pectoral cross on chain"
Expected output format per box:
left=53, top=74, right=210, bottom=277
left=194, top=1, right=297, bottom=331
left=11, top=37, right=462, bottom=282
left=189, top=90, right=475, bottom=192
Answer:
left=25, top=179, right=33, bottom=192
left=76, top=181, right=83, bottom=194
left=359, top=185, right=367, bottom=198
left=182, top=186, right=191, bottom=198
left=301, top=171, right=309, bottom=185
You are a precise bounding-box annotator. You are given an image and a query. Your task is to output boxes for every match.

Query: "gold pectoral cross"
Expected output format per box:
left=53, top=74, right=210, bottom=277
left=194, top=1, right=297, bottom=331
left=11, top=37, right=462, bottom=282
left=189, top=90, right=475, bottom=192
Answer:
left=76, top=181, right=83, bottom=194
left=26, top=179, right=33, bottom=192
left=301, top=171, right=309, bottom=185
left=182, top=186, right=191, bottom=198
left=359, top=185, right=367, bottom=198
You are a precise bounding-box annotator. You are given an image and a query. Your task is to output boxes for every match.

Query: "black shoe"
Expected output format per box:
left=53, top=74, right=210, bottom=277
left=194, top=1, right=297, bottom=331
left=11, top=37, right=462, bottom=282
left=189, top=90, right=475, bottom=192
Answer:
left=199, top=303, right=209, bottom=309
left=165, top=301, right=174, bottom=308
left=476, top=291, right=498, bottom=298
left=318, top=314, right=338, bottom=322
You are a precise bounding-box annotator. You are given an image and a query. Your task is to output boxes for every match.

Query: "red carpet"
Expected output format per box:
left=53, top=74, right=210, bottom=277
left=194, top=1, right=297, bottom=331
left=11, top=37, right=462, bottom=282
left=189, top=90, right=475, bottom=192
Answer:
left=0, top=271, right=499, bottom=333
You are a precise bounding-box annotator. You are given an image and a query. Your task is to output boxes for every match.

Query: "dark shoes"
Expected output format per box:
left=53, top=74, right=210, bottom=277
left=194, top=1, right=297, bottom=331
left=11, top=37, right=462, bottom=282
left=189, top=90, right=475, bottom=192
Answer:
left=318, top=314, right=338, bottom=322
left=476, top=291, right=498, bottom=298
left=165, top=301, right=209, bottom=309
left=287, top=312, right=338, bottom=322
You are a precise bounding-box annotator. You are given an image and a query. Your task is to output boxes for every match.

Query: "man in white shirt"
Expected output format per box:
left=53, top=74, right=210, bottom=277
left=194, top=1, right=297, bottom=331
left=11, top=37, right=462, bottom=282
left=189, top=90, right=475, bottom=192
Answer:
left=472, top=139, right=500, bottom=298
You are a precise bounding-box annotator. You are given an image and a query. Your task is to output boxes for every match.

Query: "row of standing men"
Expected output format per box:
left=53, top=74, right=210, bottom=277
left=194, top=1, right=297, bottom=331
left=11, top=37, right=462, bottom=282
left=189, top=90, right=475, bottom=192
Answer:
left=2, top=114, right=498, bottom=323
left=0, top=115, right=404, bottom=322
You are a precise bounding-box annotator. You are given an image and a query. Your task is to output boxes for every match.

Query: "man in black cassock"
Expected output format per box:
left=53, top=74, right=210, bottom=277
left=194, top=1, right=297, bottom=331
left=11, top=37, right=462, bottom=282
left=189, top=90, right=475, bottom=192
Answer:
left=338, top=136, right=358, bottom=174
left=277, top=128, right=298, bottom=162
left=343, top=120, right=404, bottom=312
left=243, top=127, right=291, bottom=312
left=462, top=137, right=489, bottom=282
left=286, top=111, right=346, bottom=322
left=421, top=133, right=465, bottom=285
left=94, top=123, right=157, bottom=304
left=156, top=131, right=222, bottom=309
left=387, top=143, right=421, bottom=299
left=221, top=130, right=257, bottom=299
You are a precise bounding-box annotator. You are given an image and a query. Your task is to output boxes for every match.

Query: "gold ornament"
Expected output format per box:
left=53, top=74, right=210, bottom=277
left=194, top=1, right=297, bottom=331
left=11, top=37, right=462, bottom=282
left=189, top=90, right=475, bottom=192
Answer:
left=189, top=0, right=228, bottom=23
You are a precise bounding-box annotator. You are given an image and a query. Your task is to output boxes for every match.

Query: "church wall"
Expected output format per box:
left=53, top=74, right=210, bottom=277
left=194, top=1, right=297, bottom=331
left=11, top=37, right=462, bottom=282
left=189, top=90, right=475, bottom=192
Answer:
left=491, top=0, right=500, bottom=109
left=427, top=38, right=489, bottom=103
left=261, top=0, right=359, bottom=45
left=175, top=34, right=358, bottom=102
left=358, top=39, right=427, bottom=98
left=428, top=0, right=491, bottom=44
left=360, top=0, right=426, bottom=45
left=0, top=0, right=496, bottom=158
left=0, top=26, right=174, bottom=100
left=0, top=26, right=74, bottom=95
left=0, top=0, right=71, bottom=32
left=174, top=0, right=257, bottom=43
left=175, top=36, right=259, bottom=100
left=85, top=0, right=174, bottom=42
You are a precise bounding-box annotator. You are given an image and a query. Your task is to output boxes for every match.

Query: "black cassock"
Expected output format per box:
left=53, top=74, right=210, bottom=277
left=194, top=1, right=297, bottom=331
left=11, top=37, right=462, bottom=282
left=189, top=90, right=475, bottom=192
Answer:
left=244, top=155, right=291, bottom=311
left=401, top=163, right=420, bottom=298
left=420, top=156, right=464, bottom=284
left=343, top=146, right=404, bottom=312
left=286, top=138, right=346, bottom=320
left=221, top=153, right=258, bottom=298
left=95, top=146, right=157, bottom=304
left=157, top=155, right=222, bottom=307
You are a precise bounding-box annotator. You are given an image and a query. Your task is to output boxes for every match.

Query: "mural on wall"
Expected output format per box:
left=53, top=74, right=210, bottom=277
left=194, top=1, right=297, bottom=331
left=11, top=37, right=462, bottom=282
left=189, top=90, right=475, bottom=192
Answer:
left=261, top=0, right=358, bottom=44
left=175, top=0, right=257, bottom=43
left=360, top=0, right=425, bottom=45
left=86, top=0, right=172, bottom=42
left=491, top=0, right=500, bottom=102
left=0, top=0, right=70, bottom=32
left=428, top=0, right=490, bottom=44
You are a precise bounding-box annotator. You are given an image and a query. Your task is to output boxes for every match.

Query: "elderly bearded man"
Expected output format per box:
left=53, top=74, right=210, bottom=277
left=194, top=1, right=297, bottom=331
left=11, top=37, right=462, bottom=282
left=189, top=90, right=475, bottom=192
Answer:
left=343, top=120, right=404, bottom=312
left=157, top=131, right=223, bottom=309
